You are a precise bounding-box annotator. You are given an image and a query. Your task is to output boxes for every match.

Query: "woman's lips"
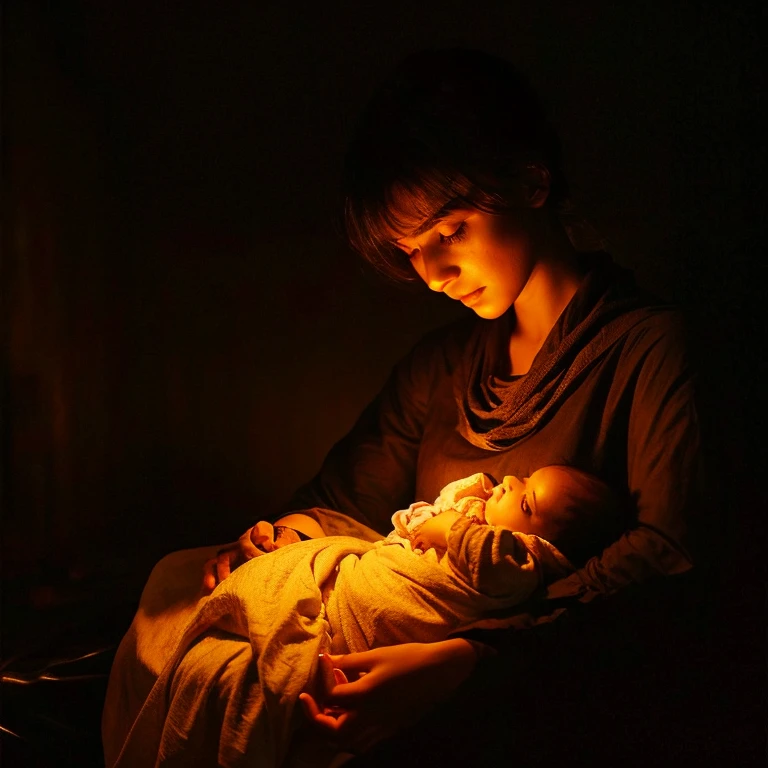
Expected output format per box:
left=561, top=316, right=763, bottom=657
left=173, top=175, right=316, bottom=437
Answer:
left=460, top=287, right=485, bottom=306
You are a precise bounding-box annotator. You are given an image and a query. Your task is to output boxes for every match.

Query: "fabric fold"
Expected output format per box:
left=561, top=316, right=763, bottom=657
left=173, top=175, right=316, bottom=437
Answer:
left=455, top=252, right=670, bottom=449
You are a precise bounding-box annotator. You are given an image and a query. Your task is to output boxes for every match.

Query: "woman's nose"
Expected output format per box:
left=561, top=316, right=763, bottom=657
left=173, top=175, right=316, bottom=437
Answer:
left=411, top=249, right=458, bottom=293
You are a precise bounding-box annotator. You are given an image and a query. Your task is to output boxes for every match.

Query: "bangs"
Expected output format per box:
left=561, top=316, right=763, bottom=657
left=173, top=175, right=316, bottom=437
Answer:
left=345, top=166, right=507, bottom=283
left=342, top=49, right=567, bottom=282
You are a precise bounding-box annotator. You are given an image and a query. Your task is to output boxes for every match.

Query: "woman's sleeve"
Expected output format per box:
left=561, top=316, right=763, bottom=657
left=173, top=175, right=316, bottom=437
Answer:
left=545, top=314, right=708, bottom=604
left=443, top=517, right=571, bottom=601
left=455, top=314, right=713, bottom=682
left=277, top=332, right=446, bottom=535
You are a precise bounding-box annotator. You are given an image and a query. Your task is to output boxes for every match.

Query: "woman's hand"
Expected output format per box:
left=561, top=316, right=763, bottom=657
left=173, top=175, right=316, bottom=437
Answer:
left=299, top=639, right=478, bottom=754
left=202, top=521, right=277, bottom=591
left=202, top=514, right=326, bottom=591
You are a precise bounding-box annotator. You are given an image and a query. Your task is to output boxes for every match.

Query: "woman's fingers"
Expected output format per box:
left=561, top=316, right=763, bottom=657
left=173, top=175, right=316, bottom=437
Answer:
left=217, top=547, right=237, bottom=579
left=298, top=692, right=321, bottom=719
left=202, top=559, right=217, bottom=591
left=298, top=693, right=350, bottom=732
left=201, top=520, right=280, bottom=591
left=312, top=650, right=382, bottom=707
left=299, top=692, right=391, bottom=754
left=322, top=677, right=373, bottom=707
left=201, top=544, right=248, bottom=590
left=333, top=667, right=349, bottom=685
left=325, top=651, right=374, bottom=678
left=302, top=642, right=478, bottom=754
left=201, top=552, right=234, bottom=591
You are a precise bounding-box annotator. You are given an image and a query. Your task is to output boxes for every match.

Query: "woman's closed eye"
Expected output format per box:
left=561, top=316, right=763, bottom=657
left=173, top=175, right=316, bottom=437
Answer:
left=520, top=494, right=531, bottom=515
left=438, top=221, right=467, bottom=245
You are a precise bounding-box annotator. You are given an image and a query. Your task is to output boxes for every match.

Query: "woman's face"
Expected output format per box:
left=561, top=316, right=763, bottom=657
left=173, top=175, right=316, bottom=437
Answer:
left=394, top=207, right=541, bottom=320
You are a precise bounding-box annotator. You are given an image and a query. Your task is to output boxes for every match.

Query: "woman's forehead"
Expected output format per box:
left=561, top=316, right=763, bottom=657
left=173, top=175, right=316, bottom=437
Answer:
left=391, top=214, right=444, bottom=246
left=382, top=182, right=453, bottom=240
left=387, top=203, right=470, bottom=245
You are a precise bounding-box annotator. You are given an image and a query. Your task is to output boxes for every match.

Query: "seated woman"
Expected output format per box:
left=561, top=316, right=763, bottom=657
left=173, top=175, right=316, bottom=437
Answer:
left=103, top=47, right=704, bottom=767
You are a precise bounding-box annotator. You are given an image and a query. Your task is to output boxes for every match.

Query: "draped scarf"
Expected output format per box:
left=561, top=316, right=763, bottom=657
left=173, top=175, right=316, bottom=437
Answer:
left=454, top=253, right=667, bottom=450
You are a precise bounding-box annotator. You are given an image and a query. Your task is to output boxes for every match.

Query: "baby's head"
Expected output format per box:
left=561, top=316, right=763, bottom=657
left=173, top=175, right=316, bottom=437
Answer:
left=483, top=466, right=618, bottom=564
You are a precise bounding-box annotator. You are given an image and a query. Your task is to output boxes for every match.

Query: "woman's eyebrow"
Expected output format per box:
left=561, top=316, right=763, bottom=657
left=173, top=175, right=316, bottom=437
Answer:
left=409, top=214, right=445, bottom=238
left=407, top=205, right=457, bottom=238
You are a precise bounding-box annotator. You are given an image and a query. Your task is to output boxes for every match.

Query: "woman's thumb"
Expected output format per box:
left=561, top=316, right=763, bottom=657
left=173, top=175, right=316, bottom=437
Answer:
left=333, top=667, right=349, bottom=685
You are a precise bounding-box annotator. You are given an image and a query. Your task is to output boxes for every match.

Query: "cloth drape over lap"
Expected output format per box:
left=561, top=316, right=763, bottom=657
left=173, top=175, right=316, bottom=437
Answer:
left=104, top=506, right=565, bottom=768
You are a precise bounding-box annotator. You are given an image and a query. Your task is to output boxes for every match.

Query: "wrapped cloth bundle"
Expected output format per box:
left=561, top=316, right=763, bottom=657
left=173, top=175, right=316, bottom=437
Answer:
left=104, top=481, right=571, bottom=768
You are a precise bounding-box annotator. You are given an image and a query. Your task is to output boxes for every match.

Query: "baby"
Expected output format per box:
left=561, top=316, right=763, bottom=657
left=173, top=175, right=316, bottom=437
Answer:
left=394, top=466, right=618, bottom=567
left=255, top=465, right=618, bottom=571
left=181, top=465, right=620, bottom=768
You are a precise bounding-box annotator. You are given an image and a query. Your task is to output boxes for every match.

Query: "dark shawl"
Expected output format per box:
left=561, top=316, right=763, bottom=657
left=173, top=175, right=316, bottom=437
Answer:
left=455, top=253, right=668, bottom=450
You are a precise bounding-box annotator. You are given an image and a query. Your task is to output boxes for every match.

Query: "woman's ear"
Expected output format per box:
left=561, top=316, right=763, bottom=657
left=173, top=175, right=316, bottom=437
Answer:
left=521, top=164, right=551, bottom=208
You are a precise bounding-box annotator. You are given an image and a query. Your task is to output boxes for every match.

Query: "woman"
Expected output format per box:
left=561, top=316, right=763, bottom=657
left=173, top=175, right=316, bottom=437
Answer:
left=104, top=48, right=704, bottom=765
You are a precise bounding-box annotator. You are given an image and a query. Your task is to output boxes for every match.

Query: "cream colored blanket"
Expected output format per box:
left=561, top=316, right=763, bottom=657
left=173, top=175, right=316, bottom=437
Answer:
left=103, top=509, right=566, bottom=768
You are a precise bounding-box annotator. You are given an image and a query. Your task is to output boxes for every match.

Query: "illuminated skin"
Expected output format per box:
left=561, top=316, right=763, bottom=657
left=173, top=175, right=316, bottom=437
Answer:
left=483, top=466, right=576, bottom=538
left=411, top=466, right=586, bottom=553
left=393, top=182, right=586, bottom=375
left=394, top=208, right=541, bottom=321
left=236, top=469, right=575, bottom=561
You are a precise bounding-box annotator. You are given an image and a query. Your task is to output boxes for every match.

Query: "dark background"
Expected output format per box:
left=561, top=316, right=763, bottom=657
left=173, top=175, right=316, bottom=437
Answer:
left=1, top=0, right=761, bottom=765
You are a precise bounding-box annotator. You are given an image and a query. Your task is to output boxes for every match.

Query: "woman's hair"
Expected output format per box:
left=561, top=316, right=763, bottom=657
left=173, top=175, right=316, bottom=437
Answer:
left=537, top=466, right=621, bottom=566
left=343, top=48, right=569, bottom=282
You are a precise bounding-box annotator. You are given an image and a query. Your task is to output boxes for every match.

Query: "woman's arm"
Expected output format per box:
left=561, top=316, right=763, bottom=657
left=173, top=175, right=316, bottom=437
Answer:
left=203, top=329, right=452, bottom=588
left=299, top=639, right=481, bottom=754
left=202, top=514, right=327, bottom=590
left=446, top=517, right=572, bottom=598
left=413, top=513, right=565, bottom=600
left=282, top=329, right=447, bottom=531
left=272, top=513, right=326, bottom=540
left=299, top=318, right=709, bottom=750
left=545, top=316, right=707, bottom=604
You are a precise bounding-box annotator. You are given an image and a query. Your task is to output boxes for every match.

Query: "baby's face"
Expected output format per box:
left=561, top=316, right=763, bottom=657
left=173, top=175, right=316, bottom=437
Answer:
left=484, top=467, right=571, bottom=536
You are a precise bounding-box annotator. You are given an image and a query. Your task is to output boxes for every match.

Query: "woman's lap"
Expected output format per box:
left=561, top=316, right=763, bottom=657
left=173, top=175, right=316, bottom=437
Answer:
left=102, top=544, right=225, bottom=765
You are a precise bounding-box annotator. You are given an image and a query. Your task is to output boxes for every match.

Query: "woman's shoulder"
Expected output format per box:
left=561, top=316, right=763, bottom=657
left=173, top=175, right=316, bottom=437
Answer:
left=614, top=303, right=702, bottom=392
left=622, top=304, right=692, bottom=357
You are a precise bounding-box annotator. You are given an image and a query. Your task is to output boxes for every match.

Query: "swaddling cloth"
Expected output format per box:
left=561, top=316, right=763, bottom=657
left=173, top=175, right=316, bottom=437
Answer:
left=387, top=472, right=494, bottom=543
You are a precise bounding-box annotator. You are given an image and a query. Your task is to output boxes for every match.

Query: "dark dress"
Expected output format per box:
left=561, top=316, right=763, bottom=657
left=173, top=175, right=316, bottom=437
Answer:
left=283, top=253, right=710, bottom=766
left=286, top=253, right=703, bottom=599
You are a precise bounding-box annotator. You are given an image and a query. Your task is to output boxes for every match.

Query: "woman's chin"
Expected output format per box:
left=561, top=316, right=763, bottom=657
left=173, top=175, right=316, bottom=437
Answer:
left=471, top=304, right=509, bottom=320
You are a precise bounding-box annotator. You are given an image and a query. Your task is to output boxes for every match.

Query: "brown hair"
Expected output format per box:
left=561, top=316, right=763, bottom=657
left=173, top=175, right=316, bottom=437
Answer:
left=343, top=48, right=568, bottom=283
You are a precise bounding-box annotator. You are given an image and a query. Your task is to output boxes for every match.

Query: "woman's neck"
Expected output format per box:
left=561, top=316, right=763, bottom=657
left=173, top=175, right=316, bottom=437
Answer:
left=506, top=218, right=586, bottom=375
left=512, top=220, right=585, bottom=345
